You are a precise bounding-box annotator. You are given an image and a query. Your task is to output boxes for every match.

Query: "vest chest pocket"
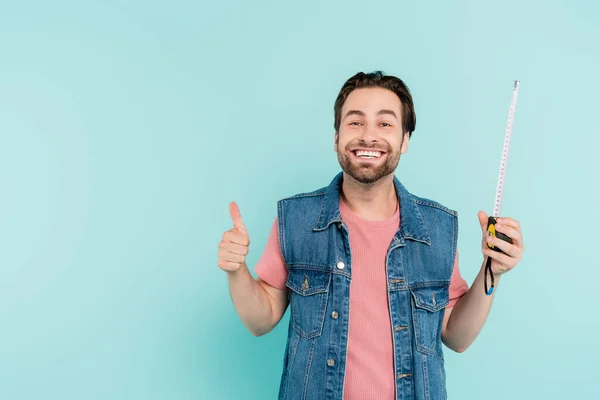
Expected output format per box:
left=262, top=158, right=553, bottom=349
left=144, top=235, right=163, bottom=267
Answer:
left=286, top=269, right=331, bottom=340
left=410, top=285, right=449, bottom=355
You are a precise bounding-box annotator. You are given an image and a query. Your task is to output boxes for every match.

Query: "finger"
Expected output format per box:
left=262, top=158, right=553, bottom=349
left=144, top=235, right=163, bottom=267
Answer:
left=229, top=202, right=247, bottom=233
left=485, top=235, right=520, bottom=258
left=220, top=242, right=249, bottom=256
left=218, top=249, right=246, bottom=264
left=496, top=217, right=520, bottom=231
left=483, top=247, right=518, bottom=267
left=218, top=260, right=243, bottom=271
left=494, top=223, right=523, bottom=248
left=223, top=230, right=250, bottom=246
left=478, top=210, right=488, bottom=233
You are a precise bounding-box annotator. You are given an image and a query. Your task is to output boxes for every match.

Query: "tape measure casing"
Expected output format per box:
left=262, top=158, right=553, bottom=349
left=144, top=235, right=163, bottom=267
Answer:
left=486, top=216, right=512, bottom=253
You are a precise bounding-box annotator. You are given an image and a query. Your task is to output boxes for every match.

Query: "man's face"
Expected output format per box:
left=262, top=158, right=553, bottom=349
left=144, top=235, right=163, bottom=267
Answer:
left=335, top=87, right=409, bottom=184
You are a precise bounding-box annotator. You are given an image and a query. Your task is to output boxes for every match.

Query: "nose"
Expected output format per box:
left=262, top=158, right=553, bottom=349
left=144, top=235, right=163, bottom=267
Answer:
left=358, top=123, right=379, bottom=144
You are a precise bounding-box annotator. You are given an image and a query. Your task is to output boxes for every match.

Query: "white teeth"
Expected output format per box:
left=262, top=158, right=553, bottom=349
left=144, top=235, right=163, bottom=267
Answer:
left=355, top=150, right=382, bottom=158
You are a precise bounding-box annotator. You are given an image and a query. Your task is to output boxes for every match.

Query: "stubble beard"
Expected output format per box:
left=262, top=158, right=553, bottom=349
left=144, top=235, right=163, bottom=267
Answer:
left=336, top=144, right=401, bottom=184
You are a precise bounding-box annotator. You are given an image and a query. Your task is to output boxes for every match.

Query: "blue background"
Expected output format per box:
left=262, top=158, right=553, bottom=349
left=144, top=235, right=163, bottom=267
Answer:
left=1, top=0, right=598, bottom=398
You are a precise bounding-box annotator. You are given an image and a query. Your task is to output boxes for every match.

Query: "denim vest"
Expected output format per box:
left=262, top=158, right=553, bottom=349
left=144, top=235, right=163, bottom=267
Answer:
left=276, top=172, right=458, bottom=400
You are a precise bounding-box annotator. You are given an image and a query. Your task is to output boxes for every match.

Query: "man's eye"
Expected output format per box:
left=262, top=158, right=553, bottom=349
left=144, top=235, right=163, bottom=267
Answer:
left=349, top=122, right=361, bottom=126
left=380, top=123, right=391, bottom=127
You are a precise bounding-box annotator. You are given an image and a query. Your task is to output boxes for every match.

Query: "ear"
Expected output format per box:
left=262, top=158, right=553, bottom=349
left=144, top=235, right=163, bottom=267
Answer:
left=401, top=132, right=410, bottom=154
left=334, top=132, right=339, bottom=152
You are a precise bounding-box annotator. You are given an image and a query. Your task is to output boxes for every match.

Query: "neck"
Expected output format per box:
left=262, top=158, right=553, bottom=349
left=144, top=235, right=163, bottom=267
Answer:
left=340, top=172, right=398, bottom=221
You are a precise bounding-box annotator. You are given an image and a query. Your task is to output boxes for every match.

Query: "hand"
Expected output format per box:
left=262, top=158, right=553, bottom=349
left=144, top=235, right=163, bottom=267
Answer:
left=218, top=202, right=250, bottom=273
left=478, top=211, right=524, bottom=276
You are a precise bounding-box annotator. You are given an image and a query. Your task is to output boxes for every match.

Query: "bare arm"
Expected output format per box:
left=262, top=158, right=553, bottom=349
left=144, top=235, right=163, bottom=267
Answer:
left=227, top=266, right=289, bottom=336
left=441, top=212, right=525, bottom=352
left=218, top=202, right=289, bottom=336
left=441, top=260, right=499, bottom=353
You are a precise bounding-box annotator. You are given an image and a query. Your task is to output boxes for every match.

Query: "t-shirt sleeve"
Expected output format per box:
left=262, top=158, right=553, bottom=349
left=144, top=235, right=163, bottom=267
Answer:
left=447, top=249, right=469, bottom=308
left=254, top=217, right=289, bottom=290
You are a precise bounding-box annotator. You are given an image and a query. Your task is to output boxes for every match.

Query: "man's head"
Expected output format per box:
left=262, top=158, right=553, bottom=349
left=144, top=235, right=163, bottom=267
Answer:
left=333, top=71, right=416, bottom=184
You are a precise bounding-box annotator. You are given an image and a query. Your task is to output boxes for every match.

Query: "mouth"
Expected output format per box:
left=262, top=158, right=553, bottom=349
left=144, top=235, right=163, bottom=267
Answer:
left=349, top=148, right=387, bottom=161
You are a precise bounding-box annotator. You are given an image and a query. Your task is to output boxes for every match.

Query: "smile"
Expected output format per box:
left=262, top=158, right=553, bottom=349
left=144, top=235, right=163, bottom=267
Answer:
left=351, top=149, right=385, bottom=159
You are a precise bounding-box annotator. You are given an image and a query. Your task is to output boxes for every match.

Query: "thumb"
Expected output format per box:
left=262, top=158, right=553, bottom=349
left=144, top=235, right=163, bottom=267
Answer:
left=229, top=202, right=247, bottom=234
left=478, top=210, right=488, bottom=233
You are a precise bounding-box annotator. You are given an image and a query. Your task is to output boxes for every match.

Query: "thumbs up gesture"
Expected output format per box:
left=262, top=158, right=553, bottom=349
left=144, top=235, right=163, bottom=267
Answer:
left=218, top=202, right=250, bottom=273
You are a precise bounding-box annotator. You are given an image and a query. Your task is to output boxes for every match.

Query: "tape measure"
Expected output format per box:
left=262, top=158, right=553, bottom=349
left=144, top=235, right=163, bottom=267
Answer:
left=485, top=80, right=520, bottom=296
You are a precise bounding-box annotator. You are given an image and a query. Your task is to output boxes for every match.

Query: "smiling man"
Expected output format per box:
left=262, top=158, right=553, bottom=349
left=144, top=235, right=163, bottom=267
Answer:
left=217, top=71, right=525, bottom=400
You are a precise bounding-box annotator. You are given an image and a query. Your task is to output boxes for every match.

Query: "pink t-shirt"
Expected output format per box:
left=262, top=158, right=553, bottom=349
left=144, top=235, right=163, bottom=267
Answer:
left=255, top=198, right=469, bottom=400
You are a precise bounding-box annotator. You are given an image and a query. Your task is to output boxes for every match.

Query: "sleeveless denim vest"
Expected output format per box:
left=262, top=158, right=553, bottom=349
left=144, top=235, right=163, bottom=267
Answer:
left=276, top=172, right=457, bottom=400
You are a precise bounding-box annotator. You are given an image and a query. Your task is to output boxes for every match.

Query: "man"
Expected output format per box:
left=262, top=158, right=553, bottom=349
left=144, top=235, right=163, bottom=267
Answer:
left=217, top=71, right=525, bottom=399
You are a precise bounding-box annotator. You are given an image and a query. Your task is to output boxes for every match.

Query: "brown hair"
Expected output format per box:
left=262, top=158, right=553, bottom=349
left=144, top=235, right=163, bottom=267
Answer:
left=334, top=71, right=416, bottom=137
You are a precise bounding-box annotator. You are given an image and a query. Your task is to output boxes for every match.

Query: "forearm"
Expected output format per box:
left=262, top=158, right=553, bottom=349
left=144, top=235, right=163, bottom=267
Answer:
left=227, top=263, right=275, bottom=336
left=443, top=258, right=499, bottom=352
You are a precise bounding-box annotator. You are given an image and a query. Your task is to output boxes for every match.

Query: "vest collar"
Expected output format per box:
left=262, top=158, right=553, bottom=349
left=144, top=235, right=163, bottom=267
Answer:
left=313, top=171, right=431, bottom=245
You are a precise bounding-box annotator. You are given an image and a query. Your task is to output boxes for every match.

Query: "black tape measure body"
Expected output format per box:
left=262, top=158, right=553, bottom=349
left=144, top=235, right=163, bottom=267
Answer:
left=485, top=216, right=513, bottom=295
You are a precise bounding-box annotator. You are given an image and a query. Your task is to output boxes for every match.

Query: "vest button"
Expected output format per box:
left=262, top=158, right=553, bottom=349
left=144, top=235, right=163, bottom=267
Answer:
left=331, top=311, right=339, bottom=319
left=336, top=262, right=345, bottom=270
left=327, top=358, right=335, bottom=367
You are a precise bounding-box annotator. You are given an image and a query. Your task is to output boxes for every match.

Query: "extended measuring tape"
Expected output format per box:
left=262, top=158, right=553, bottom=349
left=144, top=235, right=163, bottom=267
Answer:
left=484, top=80, right=520, bottom=296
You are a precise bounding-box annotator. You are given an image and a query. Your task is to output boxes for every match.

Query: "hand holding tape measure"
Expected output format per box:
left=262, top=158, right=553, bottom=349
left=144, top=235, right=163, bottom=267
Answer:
left=481, top=81, right=525, bottom=295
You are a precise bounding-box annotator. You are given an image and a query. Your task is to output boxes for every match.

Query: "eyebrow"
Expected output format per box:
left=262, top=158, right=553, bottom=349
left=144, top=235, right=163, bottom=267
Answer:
left=343, top=109, right=398, bottom=120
